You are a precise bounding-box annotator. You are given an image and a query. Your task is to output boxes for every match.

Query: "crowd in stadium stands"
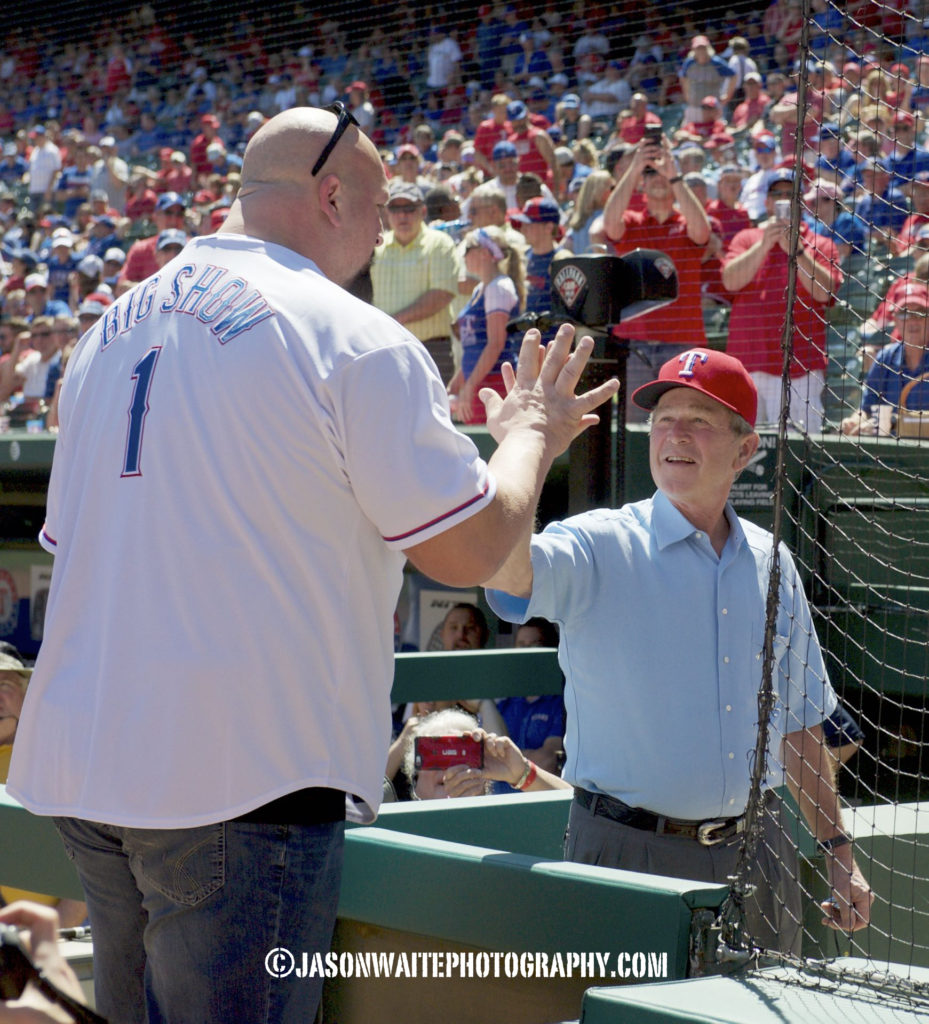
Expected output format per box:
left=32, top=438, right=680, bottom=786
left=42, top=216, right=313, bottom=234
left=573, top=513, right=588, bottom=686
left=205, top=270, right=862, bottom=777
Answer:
left=0, top=1, right=928, bottom=431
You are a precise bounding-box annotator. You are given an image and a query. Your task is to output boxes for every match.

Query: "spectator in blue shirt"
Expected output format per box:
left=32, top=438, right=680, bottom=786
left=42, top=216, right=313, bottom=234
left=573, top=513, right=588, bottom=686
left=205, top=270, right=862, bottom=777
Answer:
left=881, top=111, right=929, bottom=187
left=842, top=283, right=929, bottom=434
left=0, top=143, right=27, bottom=185
left=844, top=159, right=909, bottom=249
left=496, top=617, right=564, bottom=774
left=511, top=196, right=563, bottom=330
left=812, top=123, right=855, bottom=178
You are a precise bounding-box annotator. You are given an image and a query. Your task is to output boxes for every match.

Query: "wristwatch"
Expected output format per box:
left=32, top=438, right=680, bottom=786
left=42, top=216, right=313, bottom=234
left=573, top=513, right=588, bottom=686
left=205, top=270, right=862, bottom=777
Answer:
left=817, top=833, right=853, bottom=853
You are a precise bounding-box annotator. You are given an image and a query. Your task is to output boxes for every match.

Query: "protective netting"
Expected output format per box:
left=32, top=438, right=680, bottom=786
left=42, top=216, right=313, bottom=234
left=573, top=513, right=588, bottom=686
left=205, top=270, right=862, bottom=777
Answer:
left=3, top=0, right=929, bottom=1008
left=719, top=0, right=929, bottom=1006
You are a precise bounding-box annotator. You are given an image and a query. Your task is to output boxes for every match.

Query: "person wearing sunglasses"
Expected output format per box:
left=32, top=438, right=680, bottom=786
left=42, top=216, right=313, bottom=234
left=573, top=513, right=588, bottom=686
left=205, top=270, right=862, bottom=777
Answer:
left=722, top=170, right=842, bottom=432
left=7, top=103, right=618, bottom=1024
left=0, top=313, right=63, bottom=410
left=841, top=283, right=929, bottom=435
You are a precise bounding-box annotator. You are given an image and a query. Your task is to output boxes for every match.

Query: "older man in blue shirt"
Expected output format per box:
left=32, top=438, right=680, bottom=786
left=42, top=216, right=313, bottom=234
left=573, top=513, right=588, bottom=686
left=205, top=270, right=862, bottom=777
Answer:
left=485, top=348, right=872, bottom=955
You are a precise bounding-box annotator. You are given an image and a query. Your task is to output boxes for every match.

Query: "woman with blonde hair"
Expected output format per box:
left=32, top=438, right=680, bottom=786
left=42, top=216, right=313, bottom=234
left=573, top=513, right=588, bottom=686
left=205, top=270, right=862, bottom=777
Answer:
left=564, top=169, right=613, bottom=254
left=449, top=226, right=525, bottom=424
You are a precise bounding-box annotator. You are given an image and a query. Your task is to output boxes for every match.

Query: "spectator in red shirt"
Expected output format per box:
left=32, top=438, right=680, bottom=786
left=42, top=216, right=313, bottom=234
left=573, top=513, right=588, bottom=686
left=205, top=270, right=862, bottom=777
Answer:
left=190, top=114, right=224, bottom=177
left=707, top=165, right=752, bottom=246
left=161, top=152, right=194, bottom=195
left=730, top=73, right=770, bottom=137
left=506, top=100, right=560, bottom=193
left=116, top=192, right=188, bottom=294
left=770, top=65, right=828, bottom=159
left=602, top=132, right=711, bottom=420
left=473, top=94, right=511, bottom=177
left=675, top=96, right=730, bottom=147
left=616, top=93, right=662, bottom=146
left=721, top=170, right=843, bottom=432
left=123, top=174, right=159, bottom=222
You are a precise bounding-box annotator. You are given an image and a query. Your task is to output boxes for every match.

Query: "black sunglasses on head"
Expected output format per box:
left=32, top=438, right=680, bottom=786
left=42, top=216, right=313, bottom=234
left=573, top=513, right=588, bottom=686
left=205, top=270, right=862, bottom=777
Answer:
left=311, top=102, right=360, bottom=177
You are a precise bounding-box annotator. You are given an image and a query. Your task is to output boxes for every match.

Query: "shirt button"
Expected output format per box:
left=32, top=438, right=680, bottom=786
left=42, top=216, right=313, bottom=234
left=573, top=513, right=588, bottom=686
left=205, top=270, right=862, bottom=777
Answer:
left=756, top=653, right=761, bottom=660
left=726, top=705, right=732, bottom=712
left=695, top=532, right=703, bottom=539
left=722, top=608, right=728, bottom=615
left=729, top=798, right=736, bottom=805
left=728, top=752, right=735, bottom=759
left=724, top=656, right=730, bottom=664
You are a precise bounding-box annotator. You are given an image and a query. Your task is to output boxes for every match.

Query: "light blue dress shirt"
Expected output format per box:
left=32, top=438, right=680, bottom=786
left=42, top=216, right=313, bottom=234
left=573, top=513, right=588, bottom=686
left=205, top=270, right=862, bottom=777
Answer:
left=486, top=491, right=836, bottom=820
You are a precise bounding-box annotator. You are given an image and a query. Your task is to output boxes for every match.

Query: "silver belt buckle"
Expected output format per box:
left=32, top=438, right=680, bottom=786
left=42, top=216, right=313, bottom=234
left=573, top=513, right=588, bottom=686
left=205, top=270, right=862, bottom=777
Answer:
left=697, top=819, right=730, bottom=846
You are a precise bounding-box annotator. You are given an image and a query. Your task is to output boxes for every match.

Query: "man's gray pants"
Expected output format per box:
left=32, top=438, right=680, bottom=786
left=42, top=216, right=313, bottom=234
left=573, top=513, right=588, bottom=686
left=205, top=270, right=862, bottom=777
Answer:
left=565, top=790, right=803, bottom=956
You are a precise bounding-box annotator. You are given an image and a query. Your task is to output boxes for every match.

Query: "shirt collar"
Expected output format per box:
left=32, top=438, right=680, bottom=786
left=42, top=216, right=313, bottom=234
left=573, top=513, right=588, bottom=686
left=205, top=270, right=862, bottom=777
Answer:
left=652, top=489, right=746, bottom=554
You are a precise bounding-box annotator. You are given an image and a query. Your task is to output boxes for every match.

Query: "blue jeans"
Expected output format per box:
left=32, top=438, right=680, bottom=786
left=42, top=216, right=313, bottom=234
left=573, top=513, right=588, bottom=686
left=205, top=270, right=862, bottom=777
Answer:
left=54, top=816, right=345, bottom=1024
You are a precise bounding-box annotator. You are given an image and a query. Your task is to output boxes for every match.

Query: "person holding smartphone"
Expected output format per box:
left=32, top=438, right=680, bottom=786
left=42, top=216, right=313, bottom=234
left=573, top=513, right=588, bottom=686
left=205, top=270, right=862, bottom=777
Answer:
left=601, top=127, right=712, bottom=421
left=721, top=169, right=843, bottom=432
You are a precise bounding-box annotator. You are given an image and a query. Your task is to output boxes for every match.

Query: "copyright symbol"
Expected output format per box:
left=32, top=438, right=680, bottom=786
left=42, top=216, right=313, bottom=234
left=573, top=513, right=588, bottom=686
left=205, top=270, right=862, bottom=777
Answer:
left=265, top=947, right=295, bottom=978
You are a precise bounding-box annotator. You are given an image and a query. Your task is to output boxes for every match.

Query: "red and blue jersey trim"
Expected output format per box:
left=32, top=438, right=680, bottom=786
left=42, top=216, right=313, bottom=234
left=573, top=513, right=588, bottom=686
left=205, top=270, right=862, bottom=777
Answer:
left=383, top=482, right=491, bottom=543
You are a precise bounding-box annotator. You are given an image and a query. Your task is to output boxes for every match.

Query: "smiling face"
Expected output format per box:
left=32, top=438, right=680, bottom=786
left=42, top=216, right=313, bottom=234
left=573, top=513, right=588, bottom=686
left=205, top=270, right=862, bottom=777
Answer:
left=649, top=388, right=758, bottom=526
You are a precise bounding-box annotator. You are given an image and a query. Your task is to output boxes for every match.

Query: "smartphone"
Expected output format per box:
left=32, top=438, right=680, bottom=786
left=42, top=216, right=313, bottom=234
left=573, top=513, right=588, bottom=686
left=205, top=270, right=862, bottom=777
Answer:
left=643, top=124, right=662, bottom=145
left=414, top=735, right=484, bottom=771
left=775, top=199, right=791, bottom=222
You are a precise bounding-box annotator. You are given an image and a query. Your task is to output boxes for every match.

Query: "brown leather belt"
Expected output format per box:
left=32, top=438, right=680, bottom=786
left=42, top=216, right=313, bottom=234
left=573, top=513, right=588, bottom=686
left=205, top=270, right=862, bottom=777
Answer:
left=574, top=787, right=745, bottom=846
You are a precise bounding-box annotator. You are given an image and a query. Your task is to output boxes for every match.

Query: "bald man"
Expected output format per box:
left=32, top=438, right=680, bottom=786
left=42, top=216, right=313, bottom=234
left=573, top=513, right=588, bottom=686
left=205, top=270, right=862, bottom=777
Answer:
left=8, top=106, right=617, bottom=1024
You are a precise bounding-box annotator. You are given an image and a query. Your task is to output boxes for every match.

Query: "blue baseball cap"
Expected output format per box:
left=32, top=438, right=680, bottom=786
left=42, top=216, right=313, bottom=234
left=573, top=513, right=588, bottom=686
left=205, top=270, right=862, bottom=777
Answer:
left=506, top=100, right=528, bottom=121
left=157, top=228, right=188, bottom=251
left=155, top=191, right=186, bottom=212
left=492, top=140, right=518, bottom=160
left=510, top=196, right=561, bottom=225
left=766, top=169, right=795, bottom=191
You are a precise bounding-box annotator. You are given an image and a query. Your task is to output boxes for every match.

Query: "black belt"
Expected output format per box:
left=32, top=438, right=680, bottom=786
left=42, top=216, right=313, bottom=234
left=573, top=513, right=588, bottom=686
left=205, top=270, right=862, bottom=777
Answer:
left=574, top=787, right=745, bottom=846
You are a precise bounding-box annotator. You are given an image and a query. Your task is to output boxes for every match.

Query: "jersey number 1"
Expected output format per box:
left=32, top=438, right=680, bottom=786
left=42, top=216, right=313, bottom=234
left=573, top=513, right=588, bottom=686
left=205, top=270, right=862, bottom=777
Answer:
left=122, top=346, right=161, bottom=477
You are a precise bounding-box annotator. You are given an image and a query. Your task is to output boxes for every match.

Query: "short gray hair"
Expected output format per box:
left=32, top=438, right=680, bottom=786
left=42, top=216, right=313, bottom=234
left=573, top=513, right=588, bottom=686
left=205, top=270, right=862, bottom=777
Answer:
left=401, top=707, right=479, bottom=786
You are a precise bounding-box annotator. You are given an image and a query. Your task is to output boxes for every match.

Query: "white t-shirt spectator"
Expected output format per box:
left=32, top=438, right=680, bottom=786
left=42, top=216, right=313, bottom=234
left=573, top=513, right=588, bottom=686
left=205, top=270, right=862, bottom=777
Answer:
left=28, top=142, right=62, bottom=196
left=583, top=75, right=632, bottom=120
left=427, top=35, right=463, bottom=89
left=16, top=350, right=59, bottom=399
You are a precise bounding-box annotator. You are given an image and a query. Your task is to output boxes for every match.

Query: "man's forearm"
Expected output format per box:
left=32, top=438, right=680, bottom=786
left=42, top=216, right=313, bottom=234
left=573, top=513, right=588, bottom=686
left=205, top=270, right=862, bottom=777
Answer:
left=602, top=163, right=638, bottom=239
left=404, top=426, right=549, bottom=588
left=721, top=240, right=769, bottom=291
left=673, top=179, right=711, bottom=245
left=795, top=247, right=836, bottom=304
left=783, top=726, right=844, bottom=840
left=481, top=506, right=534, bottom=596
left=395, top=289, right=454, bottom=327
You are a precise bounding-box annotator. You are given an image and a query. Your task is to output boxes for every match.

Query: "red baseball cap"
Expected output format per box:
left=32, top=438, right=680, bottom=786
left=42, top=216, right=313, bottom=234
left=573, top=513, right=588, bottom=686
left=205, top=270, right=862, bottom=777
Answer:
left=632, top=348, right=758, bottom=427
left=893, top=284, right=929, bottom=312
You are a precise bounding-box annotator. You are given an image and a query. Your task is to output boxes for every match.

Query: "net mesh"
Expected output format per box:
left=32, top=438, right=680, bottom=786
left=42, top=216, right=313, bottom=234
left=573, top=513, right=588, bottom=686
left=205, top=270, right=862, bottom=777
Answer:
left=4, top=0, right=929, bottom=1007
left=719, top=0, right=929, bottom=1005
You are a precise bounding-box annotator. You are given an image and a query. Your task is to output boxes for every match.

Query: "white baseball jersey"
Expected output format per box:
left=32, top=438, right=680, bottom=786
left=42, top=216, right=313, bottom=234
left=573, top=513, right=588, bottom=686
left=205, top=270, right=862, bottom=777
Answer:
left=8, top=233, right=495, bottom=827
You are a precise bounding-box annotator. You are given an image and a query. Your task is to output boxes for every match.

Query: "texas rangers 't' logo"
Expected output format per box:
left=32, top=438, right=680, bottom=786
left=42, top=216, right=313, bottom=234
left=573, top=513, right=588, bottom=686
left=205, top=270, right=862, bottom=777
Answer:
left=677, top=351, right=709, bottom=378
